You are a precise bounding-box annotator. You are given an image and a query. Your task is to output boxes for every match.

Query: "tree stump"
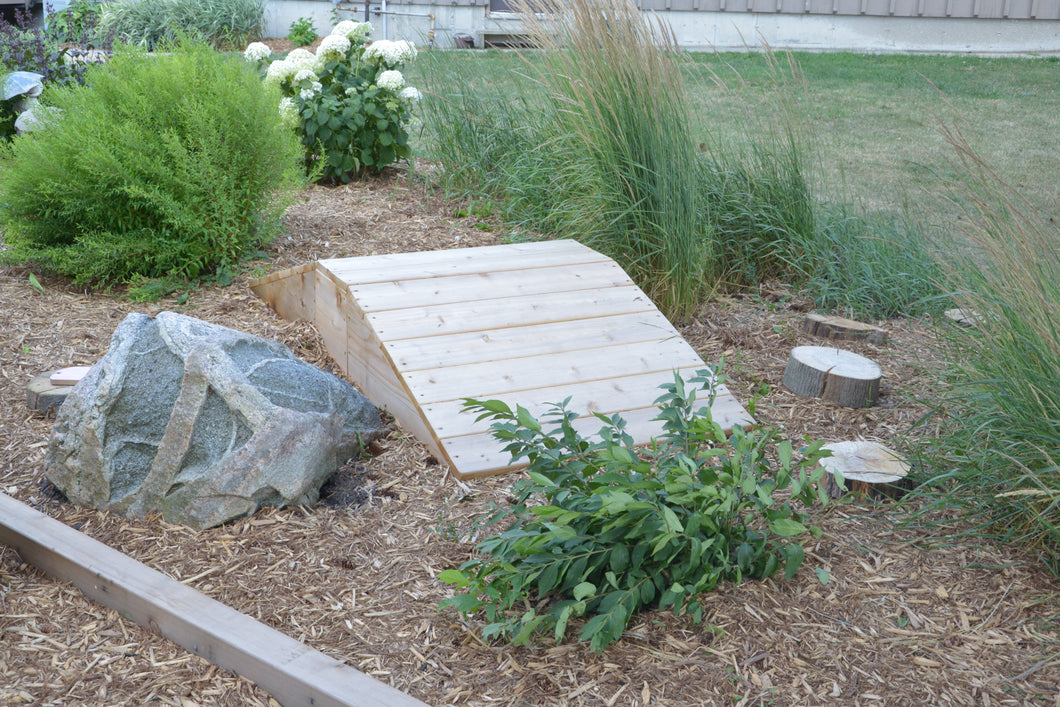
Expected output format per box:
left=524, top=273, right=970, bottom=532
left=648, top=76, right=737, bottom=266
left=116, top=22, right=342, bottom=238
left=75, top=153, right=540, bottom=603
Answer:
left=26, top=371, right=71, bottom=413
left=782, top=346, right=881, bottom=408
left=819, top=441, right=913, bottom=500
left=802, top=313, right=887, bottom=345
left=944, top=308, right=981, bottom=327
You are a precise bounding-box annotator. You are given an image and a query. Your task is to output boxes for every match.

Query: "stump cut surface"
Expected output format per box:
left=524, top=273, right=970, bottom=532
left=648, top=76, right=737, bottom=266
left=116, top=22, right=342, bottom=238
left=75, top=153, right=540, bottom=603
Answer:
left=802, top=312, right=887, bottom=345
left=819, top=440, right=913, bottom=500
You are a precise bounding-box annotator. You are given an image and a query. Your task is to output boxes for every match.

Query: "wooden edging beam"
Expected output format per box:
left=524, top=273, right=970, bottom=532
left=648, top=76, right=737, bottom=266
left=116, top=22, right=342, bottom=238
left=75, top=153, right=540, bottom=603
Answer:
left=0, top=493, right=430, bottom=707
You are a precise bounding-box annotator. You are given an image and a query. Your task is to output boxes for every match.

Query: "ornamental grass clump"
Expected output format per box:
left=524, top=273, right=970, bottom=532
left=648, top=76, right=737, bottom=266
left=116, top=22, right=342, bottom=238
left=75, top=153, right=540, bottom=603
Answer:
left=0, top=40, right=302, bottom=296
left=96, top=0, right=265, bottom=49
left=96, top=0, right=266, bottom=49
left=440, top=370, right=830, bottom=652
left=913, top=123, right=1060, bottom=575
left=246, top=22, right=420, bottom=182
left=511, top=0, right=710, bottom=321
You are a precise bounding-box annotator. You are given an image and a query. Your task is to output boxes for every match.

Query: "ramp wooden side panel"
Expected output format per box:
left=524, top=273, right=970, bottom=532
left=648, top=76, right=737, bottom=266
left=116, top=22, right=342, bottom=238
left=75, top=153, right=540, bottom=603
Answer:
left=250, top=262, right=317, bottom=322
left=252, top=240, right=752, bottom=478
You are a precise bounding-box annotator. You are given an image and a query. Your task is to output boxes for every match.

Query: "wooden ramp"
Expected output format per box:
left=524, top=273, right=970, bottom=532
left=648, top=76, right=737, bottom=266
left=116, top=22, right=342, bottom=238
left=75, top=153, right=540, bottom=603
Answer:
left=251, top=240, right=751, bottom=478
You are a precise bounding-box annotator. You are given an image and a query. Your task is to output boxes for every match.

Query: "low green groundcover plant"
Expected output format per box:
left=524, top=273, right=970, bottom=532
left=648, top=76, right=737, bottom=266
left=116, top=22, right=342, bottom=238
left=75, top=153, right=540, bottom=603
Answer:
left=245, top=21, right=420, bottom=183
left=0, top=39, right=302, bottom=296
left=439, top=370, right=831, bottom=652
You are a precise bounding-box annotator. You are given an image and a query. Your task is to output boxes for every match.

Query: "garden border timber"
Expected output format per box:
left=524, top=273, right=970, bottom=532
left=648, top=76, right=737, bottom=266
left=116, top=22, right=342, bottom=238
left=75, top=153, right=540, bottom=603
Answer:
left=0, top=492, right=430, bottom=707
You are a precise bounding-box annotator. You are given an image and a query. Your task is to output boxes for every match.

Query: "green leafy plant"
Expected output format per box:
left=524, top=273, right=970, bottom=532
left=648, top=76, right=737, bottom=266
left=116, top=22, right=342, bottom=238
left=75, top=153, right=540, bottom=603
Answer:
left=0, top=8, right=93, bottom=140
left=0, top=39, right=303, bottom=294
left=249, top=21, right=419, bottom=182
left=439, top=369, right=830, bottom=652
left=45, top=0, right=104, bottom=45
left=286, top=16, right=318, bottom=47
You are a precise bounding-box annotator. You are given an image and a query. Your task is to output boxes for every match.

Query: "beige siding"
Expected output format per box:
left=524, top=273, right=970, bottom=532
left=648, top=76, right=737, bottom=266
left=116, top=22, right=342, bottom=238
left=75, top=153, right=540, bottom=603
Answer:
left=621, top=0, right=1057, bottom=18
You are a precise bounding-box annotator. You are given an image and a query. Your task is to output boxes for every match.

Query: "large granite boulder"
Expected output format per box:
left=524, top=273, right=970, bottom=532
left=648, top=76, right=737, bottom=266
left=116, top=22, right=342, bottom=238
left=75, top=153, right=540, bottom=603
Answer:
left=45, top=312, right=384, bottom=529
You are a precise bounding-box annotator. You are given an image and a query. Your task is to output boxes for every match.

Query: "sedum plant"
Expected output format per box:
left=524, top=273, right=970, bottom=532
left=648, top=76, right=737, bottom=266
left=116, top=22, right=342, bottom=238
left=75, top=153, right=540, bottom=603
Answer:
left=439, top=370, right=830, bottom=652
left=245, top=21, right=420, bottom=183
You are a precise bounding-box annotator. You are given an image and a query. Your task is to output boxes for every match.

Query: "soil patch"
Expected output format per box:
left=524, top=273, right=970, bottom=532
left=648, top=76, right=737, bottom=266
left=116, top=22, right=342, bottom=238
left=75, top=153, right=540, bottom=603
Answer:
left=0, top=168, right=1056, bottom=706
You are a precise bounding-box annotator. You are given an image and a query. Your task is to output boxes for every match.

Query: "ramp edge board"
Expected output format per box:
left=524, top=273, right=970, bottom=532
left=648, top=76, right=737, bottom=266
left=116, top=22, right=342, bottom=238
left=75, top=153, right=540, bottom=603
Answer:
left=0, top=493, right=429, bottom=707
left=251, top=240, right=752, bottom=478
left=250, top=262, right=318, bottom=323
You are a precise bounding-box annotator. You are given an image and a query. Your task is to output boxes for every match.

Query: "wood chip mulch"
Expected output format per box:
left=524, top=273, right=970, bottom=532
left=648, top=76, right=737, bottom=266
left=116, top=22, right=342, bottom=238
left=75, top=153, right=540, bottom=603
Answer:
left=1, top=167, right=1057, bottom=706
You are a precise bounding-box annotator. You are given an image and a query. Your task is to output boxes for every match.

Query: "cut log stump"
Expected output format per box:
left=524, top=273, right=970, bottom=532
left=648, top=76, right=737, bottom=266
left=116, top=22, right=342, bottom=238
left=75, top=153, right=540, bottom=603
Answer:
left=782, top=346, right=881, bottom=408
left=802, top=313, right=887, bottom=345
left=26, top=371, right=70, bottom=413
left=819, top=441, right=913, bottom=501
left=944, top=308, right=981, bottom=327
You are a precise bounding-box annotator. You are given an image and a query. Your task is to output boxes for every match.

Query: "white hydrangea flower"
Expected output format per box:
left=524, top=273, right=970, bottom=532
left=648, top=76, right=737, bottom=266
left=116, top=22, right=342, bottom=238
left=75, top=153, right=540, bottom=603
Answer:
left=294, top=68, right=317, bottom=83
left=264, top=59, right=291, bottom=85
left=243, top=41, right=270, bottom=62
left=286, top=48, right=316, bottom=71
left=331, top=20, right=371, bottom=39
left=317, top=34, right=351, bottom=61
left=278, top=97, right=300, bottom=128
left=300, top=81, right=323, bottom=100
left=398, top=86, right=421, bottom=103
left=396, top=40, right=417, bottom=63
left=376, top=69, right=404, bottom=92
left=363, top=39, right=416, bottom=69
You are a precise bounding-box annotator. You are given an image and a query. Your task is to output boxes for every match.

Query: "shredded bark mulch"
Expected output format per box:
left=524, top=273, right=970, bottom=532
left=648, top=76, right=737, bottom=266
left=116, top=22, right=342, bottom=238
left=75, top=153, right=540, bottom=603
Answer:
left=1, top=167, right=1057, bottom=706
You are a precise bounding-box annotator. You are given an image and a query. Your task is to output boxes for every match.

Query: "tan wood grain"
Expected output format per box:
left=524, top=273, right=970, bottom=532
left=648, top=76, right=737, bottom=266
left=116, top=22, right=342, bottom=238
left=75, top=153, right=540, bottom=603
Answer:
left=366, top=286, right=657, bottom=341
left=349, top=260, right=635, bottom=312
left=385, top=310, right=681, bottom=372
left=252, top=242, right=750, bottom=478
left=321, top=239, right=607, bottom=285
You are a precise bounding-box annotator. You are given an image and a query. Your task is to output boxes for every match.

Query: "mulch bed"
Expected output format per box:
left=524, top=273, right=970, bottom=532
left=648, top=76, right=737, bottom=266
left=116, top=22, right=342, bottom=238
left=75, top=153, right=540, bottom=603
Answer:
left=1, top=168, right=1057, bottom=706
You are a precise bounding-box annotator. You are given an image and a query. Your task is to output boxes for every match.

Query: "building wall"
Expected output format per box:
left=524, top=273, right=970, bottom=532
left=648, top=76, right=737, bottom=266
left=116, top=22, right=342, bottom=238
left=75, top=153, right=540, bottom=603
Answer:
left=265, top=0, right=1060, bottom=53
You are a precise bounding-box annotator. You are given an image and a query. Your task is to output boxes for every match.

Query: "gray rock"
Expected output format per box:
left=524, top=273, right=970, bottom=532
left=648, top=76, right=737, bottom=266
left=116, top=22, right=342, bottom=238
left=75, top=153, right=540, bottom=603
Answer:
left=45, top=312, right=384, bottom=529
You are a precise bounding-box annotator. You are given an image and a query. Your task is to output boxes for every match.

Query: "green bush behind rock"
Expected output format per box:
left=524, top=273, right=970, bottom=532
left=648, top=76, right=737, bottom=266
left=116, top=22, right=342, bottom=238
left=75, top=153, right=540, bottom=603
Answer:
left=0, top=40, right=303, bottom=295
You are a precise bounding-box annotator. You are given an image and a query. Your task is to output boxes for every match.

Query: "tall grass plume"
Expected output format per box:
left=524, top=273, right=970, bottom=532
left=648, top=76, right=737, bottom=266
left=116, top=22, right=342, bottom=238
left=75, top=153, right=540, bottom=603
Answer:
left=914, top=121, right=1060, bottom=574
left=423, top=0, right=711, bottom=320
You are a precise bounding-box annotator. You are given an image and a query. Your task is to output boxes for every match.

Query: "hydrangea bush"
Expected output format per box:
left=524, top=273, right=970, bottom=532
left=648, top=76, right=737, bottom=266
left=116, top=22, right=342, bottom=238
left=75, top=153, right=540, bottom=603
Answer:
left=244, top=21, right=420, bottom=182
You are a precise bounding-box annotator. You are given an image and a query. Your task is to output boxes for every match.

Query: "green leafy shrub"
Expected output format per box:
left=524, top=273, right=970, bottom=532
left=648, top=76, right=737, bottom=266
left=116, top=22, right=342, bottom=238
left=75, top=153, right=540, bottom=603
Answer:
left=439, top=370, right=830, bottom=652
left=96, top=0, right=265, bottom=49
left=248, top=21, right=419, bottom=182
left=46, top=0, right=104, bottom=46
left=0, top=10, right=91, bottom=81
left=286, top=16, right=317, bottom=47
left=0, top=39, right=303, bottom=294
